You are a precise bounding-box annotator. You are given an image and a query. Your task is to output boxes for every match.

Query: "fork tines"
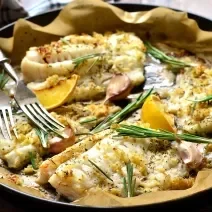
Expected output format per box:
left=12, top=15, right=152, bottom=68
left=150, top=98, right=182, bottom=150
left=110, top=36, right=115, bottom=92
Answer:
left=19, top=102, right=67, bottom=138
left=0, top=58, right=66, bottom=138
left=0, top=106, right=17, bottom=140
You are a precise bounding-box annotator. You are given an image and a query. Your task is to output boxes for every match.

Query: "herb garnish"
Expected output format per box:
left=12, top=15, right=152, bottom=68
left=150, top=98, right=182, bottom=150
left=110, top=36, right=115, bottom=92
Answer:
left=35, top=128, right=48, bottom=148
left=116, top=124, right=212, bottom=144
left=88, top=159, right=113, bottom=182
left=60, top=38, right=104, bottom=67
left=29, top=152, right=38, bottom=170
left=188, top=95, right=212, bottom=104
left=75, top=132, right=93, bottom=136
left=144, top=41, right=193, bottom=68
left=187, top=96, right=212, bottom=114
left=123, top=162, right=136, bottom=197
left=79, top=116, right=97, bottom=124
left=72, top=53, right=104, bottom=68
left=60, top=38, right=72, bottom=47
left=92, top=88, right=154, bottom=133
left=0, top=70, right=9, bottom=90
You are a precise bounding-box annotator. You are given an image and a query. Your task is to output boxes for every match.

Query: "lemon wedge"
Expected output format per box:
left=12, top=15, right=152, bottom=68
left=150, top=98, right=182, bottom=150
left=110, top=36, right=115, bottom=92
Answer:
left=33, top=74, right=79, bottom=110
left=141, top=95, right=176, bottom=132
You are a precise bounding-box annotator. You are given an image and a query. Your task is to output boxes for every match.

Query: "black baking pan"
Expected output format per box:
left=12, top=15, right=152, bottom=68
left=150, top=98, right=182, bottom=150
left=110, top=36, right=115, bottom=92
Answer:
left=1, top=3, right=212, bottom=211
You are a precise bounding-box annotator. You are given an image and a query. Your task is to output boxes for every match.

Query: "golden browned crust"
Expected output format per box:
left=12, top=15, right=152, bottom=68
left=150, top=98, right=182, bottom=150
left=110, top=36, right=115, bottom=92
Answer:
left=164, top=175, right=194, bottom=190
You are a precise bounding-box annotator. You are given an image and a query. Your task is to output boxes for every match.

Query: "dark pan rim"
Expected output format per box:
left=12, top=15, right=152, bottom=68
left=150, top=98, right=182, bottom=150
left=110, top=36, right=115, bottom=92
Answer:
left=115, top=2, right=212, bottom=21
left=1, top=182, right=212, bottom=209
left=1, top=2, right=212, bottom=209
left=1, top=3, right=212, bottom=33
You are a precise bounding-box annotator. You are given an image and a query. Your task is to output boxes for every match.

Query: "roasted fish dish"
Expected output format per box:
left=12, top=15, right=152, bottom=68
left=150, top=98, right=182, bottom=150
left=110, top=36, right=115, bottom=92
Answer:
left=1, top=30, right=212, bottom=204
left=22, top=31, right=146, bottom=103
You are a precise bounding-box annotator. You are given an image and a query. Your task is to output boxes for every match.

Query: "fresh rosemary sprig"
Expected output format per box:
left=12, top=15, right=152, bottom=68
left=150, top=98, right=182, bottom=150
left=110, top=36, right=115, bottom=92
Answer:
left=72, top=53, right=104, bottom=68
left=75, top=132, right=93, bottom=136
left=187, top=96, right=212, bottom=114
left=79, top=116, right=97, bottom=124
left=188, top=95, right=212, bottom=103
left=116, top=124, right=212, bottom=144
left=88, top=159, right=113, bottom=182
left=123, top=162, right=136, bottom=197
left=144, top=41, right=193, bottom=68
left=60, top=38, right=104, bottom=68
left=0, top=70, right=9, bottom=90
left=35, top=128, right=48, bottom=148
left=92, top=88, right=154, bottom=133
left=60, top=38, right=71, bottom=46
left=29, top=152, right=38, bottom=170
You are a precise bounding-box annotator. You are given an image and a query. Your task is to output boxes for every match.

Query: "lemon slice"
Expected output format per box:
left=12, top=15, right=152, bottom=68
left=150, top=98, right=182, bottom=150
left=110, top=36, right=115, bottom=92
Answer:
left=141, top=95, right=176, bottom=132
left=33, top=74, right=79, bottom=110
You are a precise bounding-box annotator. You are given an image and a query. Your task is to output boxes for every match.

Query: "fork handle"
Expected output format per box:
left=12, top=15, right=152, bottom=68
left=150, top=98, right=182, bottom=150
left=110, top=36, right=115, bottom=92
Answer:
left=2, top=62, right=19, bottom=83
left=0, top=49, right=19, bottom=82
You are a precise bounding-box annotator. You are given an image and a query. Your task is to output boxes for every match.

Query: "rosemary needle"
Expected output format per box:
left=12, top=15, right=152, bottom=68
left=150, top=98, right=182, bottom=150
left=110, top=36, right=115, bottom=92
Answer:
left=0, top=70, right=9, bottom=90
left=123, top=162, right=136, bottom=197
left=116, top=124, right=212, bottom=144
left=60, top=38, right=71, bottom=46
left=29, top=152, right=38, bottom=170
left=188, top=95, right=212, bottom=103
left=144, top=41, right=193, bottom=69
left=88, top=159, right=113, bottom=182
left=79, top=116, right=97, bottom=124
left=61, top=38, right=104, bottom=68
left=72, top=53, right=104, bottom=68
left=75, top=132, right=93, bottom=136
left=35, top=128, right=48, bottom=148
left=92, top=87, right=154, bottom=133
left=187, top=96, right=212, bottom=114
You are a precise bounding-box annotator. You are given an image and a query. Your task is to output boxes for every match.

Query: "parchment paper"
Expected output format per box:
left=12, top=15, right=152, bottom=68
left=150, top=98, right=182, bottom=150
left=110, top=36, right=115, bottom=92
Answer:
left=1, top=0, right=212, bottom=207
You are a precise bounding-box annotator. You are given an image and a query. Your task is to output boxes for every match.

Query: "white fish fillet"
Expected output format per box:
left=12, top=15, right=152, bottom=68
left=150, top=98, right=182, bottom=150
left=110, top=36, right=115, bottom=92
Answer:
left=0, top=99, right=120, bottom=170
left=162, top=64, right=212, bottom=135
left=0, top=125, right=43, bottom=169
left=21, top=31, right=146, bottom=102
left=37, top=129, right=112, bottom=184
left=0, top=117, right=73, bottom=169
left=48, top=133, right=189, bottom=200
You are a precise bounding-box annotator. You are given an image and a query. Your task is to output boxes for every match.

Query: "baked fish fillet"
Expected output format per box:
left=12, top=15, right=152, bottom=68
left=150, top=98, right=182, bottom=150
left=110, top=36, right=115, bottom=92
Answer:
left=21, top=31, right=146, bottom=102
left=0, top=113, right=76, bottom=169
left=37, top=129, right=112, bottom=184
left=0, top=115, right=45, bottom=169
left=162, top=64, right=212, bottom=135
left=48, top=132, right=189, bottom=200
left=0, top=101, right=119, bottom=170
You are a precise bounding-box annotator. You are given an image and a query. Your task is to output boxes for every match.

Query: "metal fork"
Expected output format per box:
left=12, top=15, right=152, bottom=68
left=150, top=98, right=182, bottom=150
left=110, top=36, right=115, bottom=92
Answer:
left=0, top=91, right=17, bottom=139
left=0, top=50, right=66, bottom=137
